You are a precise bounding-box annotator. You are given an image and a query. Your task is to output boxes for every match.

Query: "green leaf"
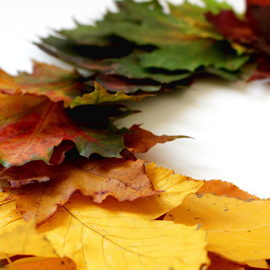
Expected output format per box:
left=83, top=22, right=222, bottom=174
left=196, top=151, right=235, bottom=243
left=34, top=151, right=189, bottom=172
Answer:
left=139, top=40, right=249, bottom=72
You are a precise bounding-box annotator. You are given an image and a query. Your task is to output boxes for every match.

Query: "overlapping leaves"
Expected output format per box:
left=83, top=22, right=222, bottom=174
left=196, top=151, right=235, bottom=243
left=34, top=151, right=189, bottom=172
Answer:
left=2, top=0, right=270, bottom=269
left=37, top=0, right=249, bottom=94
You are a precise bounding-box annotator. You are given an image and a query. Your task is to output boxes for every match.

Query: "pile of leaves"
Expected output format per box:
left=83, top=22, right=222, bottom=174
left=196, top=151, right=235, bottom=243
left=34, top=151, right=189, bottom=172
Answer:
left=1, top=0, right=270, bottom=269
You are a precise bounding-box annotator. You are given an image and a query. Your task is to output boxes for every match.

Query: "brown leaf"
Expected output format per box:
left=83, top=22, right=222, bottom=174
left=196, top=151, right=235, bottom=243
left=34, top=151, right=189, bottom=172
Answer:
left=3, top=158, right=157, bottom=225
left=124, top=124, right=189, bottom=153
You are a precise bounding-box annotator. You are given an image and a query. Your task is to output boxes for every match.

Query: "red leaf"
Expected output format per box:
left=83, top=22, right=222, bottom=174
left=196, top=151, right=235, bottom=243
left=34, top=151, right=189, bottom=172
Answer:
left=0, top=94, right=127, bottom=168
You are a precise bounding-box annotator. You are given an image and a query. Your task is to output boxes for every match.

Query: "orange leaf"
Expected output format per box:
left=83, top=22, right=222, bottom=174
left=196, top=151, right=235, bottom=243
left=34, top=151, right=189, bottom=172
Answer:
left=9, top=257, right=76, bottom=270
left=3, top=158, right=157, bottom=225
left=197, top=180, right=259, bottom=200
left=0, top=141, right=74, bottom=188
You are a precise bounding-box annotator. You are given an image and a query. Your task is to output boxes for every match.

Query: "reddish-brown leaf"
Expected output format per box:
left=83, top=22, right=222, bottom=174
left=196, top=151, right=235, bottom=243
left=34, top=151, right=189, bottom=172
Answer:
left=207, top=252, right=246, bottom=270
left=124, top=124, right=189, bottom=153
left=3, top=158, right=157, bottom=225
left=205, top=10, right=254, bottom=44
left=0, top=93, right=127, bottom=168
left=0, top=141, right=74, bottom=188
left=0, top=61, right=84, bottom=107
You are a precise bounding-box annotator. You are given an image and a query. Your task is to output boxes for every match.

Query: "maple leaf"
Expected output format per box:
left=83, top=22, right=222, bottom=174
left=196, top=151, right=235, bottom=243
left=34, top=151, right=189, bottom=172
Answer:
left=0, top=219, right=57, bottom=258
left=0, top=62, right=150, bottom=107
left=165, top=193, right=270, bottom=262
left=0, top=192, right=209, bottom=270
left=37, top=0, right=249, bottom=93
left=69, top=82, right=150, bottom=108
left=197, top=179, right=260, bottom=200
left=3, top=158, right=158, bottom=225
left=0, top=61, right=84, bottom=107
left=0, top=93, right=129, bottom=168
left=1, top=161, right=203, bottom=225
left=124, top=124, right=190, bottom=153
left=205, top=0, right=270, bottom=80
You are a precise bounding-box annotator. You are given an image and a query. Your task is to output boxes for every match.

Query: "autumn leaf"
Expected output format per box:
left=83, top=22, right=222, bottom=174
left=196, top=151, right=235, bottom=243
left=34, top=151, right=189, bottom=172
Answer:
left=1, top=161, right=203, bottom=226
left=69, top=82, right=150, bottom=108
left=0, top=61, right=84, bottom=107
left=0, top=93, right=129, bottom=168
left=0, top=219, right=57, bottom=258
left=124, top=124, right=190, bottom=153
left=37, top=0, right=248, bottom=92
left=207, top=252, right=246, bottom=270
left=205, top=0, right=270, bottom=80
left=3, top=158, right=158, bottom=225
left=8, top=257, right=77, bottom=270
left=165, top=193, right=270, bottom=262
left=0, top=192, right=209, bottom=270
left=197, top=179, right=259, bottom=200
left=0, top=62, right=151, bottom=108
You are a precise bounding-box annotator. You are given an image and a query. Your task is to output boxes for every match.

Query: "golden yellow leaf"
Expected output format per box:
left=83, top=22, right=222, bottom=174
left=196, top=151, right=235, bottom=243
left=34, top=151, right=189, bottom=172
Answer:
left=0, top=192, right=209, bottom=270
left=1, top=162, right=203, bottom=222
left=9, top=257, right=76, bottom=270
left=165, top=193, right=270, bottom=263
left=0, top=163, right=207, bottom=270
left=0, top=220, right=57, bottom=259
left=88, top=162, right=203, bottom=221
left=38, top=193, right=209, bottom=270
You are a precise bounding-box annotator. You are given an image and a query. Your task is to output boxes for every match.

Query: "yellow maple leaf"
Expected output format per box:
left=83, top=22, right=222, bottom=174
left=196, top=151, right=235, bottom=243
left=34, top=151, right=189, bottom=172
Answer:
left=0, top=219, right=57, bottom=259
left=0, top=163, right=207, bottom=269
left=165, top=193, right=270, bottom=263
left=37, top=193, right=209, bottom=270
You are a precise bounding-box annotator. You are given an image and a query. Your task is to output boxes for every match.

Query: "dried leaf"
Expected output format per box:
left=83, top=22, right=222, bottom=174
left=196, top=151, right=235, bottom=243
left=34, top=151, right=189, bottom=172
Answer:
left=165, top=193, right=270, bottom=262
left=2, top=162, right=203, bottom=225
left=3, top=158, right=157, bottom=225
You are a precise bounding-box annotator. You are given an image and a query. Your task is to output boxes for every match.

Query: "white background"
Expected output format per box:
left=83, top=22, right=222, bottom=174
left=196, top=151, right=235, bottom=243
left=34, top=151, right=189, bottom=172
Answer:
left=1, top=0, right=270, bottom=198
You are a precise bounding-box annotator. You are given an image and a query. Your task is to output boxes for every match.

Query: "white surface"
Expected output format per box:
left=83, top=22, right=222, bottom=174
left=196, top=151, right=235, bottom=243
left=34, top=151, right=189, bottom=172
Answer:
left=1, top=0, right=270, bottom=198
